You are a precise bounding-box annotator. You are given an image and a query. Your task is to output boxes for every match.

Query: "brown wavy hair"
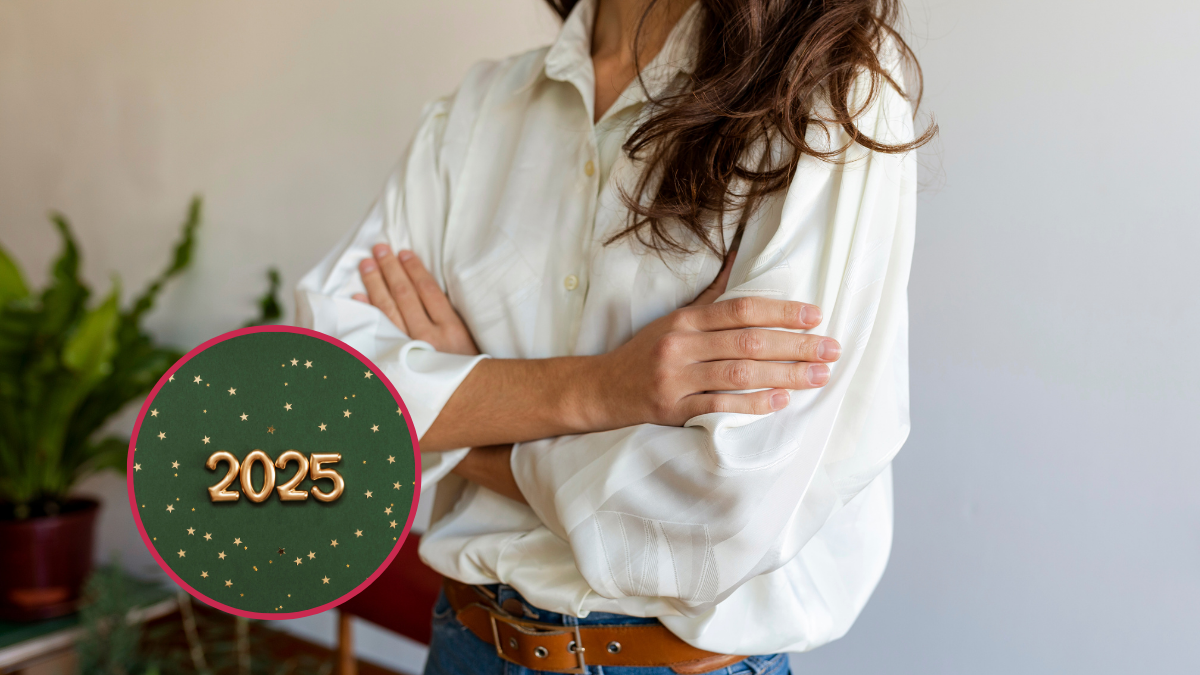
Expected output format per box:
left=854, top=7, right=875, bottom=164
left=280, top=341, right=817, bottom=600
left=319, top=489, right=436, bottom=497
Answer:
left=542, top=0, right=936, bottom=257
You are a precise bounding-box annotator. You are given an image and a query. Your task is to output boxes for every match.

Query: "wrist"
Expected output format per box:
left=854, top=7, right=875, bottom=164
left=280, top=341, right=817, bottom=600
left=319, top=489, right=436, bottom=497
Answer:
left=548, top=354, right=614, bottom=434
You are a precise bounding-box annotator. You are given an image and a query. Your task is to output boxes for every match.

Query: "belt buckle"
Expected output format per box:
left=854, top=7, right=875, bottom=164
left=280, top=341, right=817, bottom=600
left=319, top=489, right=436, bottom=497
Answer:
left=485, top=609, right=587, bottom=674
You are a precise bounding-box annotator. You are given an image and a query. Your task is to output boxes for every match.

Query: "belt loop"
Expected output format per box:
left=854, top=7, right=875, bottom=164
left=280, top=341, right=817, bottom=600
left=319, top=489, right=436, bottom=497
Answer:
left=569, top=622, right=587, bottom=674
left=487, top=613, right=504, bottom=660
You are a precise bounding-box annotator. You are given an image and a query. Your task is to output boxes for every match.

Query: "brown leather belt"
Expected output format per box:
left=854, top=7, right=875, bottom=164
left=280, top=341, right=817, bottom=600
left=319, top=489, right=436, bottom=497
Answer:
left=442, top=578, right=744, bottom=674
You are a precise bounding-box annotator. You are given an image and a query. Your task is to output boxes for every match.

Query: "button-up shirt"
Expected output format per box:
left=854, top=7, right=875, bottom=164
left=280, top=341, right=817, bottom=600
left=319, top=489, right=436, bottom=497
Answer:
left=296, top=0, right=917, bottom=655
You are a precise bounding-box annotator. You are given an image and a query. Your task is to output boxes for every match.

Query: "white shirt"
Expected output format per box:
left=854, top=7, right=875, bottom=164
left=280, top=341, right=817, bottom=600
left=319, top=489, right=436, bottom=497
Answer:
left=296, top=0, right=916, bottom=655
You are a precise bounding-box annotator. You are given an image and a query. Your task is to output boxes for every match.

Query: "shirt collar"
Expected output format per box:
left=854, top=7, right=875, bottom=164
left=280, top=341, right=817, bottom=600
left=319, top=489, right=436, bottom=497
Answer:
left=539, top=0, right=703, bottom=119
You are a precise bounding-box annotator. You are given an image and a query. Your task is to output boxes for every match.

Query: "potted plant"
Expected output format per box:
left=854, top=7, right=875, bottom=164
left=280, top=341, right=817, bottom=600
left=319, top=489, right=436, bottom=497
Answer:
left=0, top=199, right=280, bottom=621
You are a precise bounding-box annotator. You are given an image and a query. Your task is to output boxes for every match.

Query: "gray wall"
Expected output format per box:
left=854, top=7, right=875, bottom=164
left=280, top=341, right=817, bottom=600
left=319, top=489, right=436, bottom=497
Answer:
left=796, top=1, right=1200, bottom=672
left=1, top=1, right=1197, bottom=673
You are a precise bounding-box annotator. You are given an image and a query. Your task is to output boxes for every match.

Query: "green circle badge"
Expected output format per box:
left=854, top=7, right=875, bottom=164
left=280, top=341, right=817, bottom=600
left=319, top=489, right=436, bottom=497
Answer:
left=127, top=326, right=420, bottom=619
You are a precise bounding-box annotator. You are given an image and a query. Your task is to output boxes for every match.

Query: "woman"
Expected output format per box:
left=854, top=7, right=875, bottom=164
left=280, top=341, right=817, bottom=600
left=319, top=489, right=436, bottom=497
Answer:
left=298, top=0, right=933, bottom=671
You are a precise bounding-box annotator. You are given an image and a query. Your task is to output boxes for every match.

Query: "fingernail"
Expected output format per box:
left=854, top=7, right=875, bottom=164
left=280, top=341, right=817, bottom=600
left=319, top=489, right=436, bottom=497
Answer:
left=818, top=340, right=840, bottom=361
left=770, top=391, right=790, bottom=410
left=373, top=243, right=390, bottom=258
left=360, top=259, right=376, bottom=273
left=398, top=250, right=414, bottom=262
left=802, top=305, right=822, bottom=326
left=809, top=364, right=830, bottom=386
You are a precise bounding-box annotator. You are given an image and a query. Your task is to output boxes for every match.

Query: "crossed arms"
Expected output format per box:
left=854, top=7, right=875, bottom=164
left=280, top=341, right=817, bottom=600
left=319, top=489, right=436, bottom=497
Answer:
left=350, top=242, right=841, bottom=503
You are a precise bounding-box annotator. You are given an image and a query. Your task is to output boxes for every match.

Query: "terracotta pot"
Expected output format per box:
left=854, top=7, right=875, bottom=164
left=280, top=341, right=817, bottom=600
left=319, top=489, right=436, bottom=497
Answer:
left=0, top=499, right=100, bottom=621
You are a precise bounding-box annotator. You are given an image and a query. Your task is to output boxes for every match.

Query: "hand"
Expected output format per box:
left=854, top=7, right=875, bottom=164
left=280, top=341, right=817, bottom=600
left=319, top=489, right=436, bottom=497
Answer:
left=354, top=244, right=479, bottom=356
left=587, top=248, right=840, bottom=427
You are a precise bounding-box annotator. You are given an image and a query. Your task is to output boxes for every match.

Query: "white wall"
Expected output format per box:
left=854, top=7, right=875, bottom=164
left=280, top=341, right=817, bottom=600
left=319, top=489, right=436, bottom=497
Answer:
left=2, top=1, right=1198, bottom=673
left=794, top=1, right=1200, bottom=673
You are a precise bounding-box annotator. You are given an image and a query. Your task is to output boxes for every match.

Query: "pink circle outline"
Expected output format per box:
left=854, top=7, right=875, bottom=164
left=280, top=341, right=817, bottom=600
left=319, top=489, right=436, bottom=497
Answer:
left=125, top=325, right=423, bottom=620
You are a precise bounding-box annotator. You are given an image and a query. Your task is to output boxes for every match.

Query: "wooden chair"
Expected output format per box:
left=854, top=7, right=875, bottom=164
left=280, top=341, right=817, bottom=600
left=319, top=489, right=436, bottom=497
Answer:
left=335, top=534, right=441, bottom=675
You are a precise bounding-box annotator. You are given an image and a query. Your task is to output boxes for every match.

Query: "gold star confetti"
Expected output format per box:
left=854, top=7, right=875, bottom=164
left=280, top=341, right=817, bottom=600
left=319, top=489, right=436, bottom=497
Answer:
left=397, top=407, right=403, bottom=416
left=166, top=504, right=175, bottom=513
left=194, top=376, right=202, bottom=384
left=371, top=424, right=379, bottom=432
left=387, top=455, right=395, bottom=464
left=393, top=482, right=400, bottom=490
left=168, top=375, right=175, bottom=382
left=307, top=551, right=316, bottom=560
left=330, top=540, right=338, bottom=547
left=294, top=557, right=303, bottom=565
left=171, top=461, right=180, bottom=469
left=318, top=423, right=327, bottom=431
left=202, top=436, right=210, bottom=444
left=384, top=507, right=392, bottom=515
left=201, top=571, right=208, bottom=578
left=225, top=580, right=232, bottom=587
left=355, top=529, right=363, bottom=537
left=267, top=426, right=275, bottom=434
left=228, top=387, right=236, bottom=395
left=322, top=576, right=330, bottom=584
left=234, top=538, right=242, bottom=545
left=304, top=360, right=313, bottom=368
left=364, top=371, right=373, bottom=379
left=158, top=432, right=166, bottom=440
left=364, top=490, right=373, bottom=498
left=343, top=409, right=351, bottom=418
left=151, top=409, right=159, bottom=417
left=178, top=549, right=186, bottom=558
left=240, top=413, right=248, bottom=421
left=219, top=551, right=227, bottom=559
left=134, top=463, right=142, bottom=471
left=389, top=520, right=397, bottom=529
left=284, top=403, right=292, bottom=411
left=187, top=527, right=195, bottom=535
left=204, top=532, right=212, bottom=541
left=291, top=358, right=299, bottom=366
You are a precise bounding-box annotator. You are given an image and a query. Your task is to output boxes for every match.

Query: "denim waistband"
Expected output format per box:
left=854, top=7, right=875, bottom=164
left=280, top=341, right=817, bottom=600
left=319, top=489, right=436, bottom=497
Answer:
left=474, top=582, right=662, bottom=628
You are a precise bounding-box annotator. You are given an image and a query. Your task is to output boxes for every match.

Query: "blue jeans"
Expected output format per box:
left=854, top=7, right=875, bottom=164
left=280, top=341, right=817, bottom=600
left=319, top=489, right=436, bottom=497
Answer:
left=423, top=584, right=791, bottom=675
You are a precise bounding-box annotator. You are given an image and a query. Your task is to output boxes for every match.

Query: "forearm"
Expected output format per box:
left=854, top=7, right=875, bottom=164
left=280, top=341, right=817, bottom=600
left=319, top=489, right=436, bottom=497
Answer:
left=353, top=246, right=833, bottom=455
left=419, top=356, right=606, bottom=452
left=450, top=445, right=525, bottom=504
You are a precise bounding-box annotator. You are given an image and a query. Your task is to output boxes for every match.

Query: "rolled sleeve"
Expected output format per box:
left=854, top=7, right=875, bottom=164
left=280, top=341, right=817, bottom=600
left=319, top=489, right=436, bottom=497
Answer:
left=295, top=95, right=488, bottom=489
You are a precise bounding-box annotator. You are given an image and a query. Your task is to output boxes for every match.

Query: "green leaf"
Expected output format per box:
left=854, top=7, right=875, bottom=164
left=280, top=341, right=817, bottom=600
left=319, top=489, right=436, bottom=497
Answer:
left=75, top=435, right=129, bottom=478
left=0, top=243, right=29, bottom=306
left=243, top=267, right=283, bottom=327
left=38, top=213, right=89, bottom=340
left=126, top=196, right=201, bottom=328
left=62, top=288, right=120, bottom=385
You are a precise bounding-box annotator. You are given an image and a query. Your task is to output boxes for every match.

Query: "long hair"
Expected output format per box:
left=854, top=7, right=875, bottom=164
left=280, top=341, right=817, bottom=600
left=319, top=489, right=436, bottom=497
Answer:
left=542, top=0, right=936, bottom=258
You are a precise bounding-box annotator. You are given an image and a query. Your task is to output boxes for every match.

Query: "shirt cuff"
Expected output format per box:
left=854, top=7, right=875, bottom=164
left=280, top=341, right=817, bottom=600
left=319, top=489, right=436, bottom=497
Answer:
left=297, top=290, right=488, bottom=489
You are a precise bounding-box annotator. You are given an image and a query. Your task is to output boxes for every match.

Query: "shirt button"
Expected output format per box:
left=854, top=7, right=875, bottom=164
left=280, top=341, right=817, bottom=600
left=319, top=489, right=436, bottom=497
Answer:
left=584, top=160, right=595, bottom=177
left=564, top=274, right=579, bottom=291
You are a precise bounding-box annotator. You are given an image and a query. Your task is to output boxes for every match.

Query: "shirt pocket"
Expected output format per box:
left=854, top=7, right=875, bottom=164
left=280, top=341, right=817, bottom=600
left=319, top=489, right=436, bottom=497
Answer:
left=444, top=231, right=542, bottom=352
